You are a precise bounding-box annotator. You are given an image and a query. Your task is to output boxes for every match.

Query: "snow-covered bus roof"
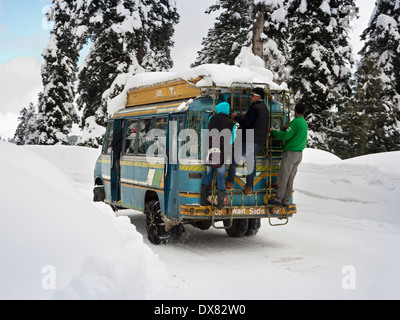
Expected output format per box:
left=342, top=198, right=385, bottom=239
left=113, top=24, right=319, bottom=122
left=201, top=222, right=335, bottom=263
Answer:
left=125, top=64, right=287, bottom=90
left=107, top=57, right=289, bottom=116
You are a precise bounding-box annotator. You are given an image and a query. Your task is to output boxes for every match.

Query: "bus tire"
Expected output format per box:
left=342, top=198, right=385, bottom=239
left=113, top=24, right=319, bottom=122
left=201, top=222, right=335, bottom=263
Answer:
left=246, top=218, right=261, bottom=236
left=224, top=219, right=249, bottom=238
left=93, top=185, right=105, bottom=202
left=145, top=200, right=168, bottom=245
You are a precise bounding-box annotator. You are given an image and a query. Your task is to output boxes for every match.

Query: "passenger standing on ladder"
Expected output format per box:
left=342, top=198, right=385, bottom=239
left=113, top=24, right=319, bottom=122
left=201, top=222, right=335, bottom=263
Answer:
left=268, top=103, right=308, bottom=208
left=226, top=88, right=270, bottom=196
left=201, top=102, right=236, bottom=210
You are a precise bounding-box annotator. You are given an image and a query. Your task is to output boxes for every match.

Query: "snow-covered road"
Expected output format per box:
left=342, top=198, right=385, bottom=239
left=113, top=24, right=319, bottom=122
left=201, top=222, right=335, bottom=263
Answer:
left=123, top=148, right=400, bottom=300
left=125, top=208, right=399, bottom=300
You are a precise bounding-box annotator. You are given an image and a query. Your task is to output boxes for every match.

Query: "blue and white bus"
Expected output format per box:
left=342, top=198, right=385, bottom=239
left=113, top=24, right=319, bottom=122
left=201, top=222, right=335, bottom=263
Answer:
left=94, top=74, right=297, bottom=244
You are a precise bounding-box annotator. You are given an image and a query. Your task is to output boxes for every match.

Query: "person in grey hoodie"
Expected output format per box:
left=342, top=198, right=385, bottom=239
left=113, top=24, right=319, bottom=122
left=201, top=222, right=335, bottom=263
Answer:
left=201, top=102, right=236, bottom=210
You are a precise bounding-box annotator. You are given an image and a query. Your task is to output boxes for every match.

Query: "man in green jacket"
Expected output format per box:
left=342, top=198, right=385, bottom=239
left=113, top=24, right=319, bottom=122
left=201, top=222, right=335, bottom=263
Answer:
left=268, top=103, right=308, bottom=207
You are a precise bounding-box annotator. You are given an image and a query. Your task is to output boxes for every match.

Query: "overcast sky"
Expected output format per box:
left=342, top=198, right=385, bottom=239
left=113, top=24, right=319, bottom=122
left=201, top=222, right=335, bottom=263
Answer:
left=0, top=0, right=376, bottom=139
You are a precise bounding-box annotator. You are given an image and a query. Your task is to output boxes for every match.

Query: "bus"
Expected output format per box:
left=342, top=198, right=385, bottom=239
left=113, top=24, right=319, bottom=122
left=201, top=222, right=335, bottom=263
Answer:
left=93, top=73, right=297, bottom=245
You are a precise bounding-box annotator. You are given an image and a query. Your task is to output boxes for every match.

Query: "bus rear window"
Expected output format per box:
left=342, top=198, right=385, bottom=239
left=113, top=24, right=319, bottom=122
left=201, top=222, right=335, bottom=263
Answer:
left=271, top=117, right=283, bottom=131
left=228, top=90, right=251, bottom=114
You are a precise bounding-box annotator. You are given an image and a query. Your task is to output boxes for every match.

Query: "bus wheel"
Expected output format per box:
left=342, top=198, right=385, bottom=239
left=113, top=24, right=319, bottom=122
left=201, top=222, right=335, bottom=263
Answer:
left=93, top=185, right=105, bottom=202
left=246, top=218, right=261, bottom=236
left=224, top=219, right=249, bottom=238
left=145, top=200, right=168, bottom=245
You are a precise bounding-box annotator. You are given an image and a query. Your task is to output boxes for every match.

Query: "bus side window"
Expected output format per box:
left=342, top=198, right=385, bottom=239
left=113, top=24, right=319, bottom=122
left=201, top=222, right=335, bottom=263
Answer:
left=153, top=117, right=168, bottom=157
left=102, top=121, right=114, bottom=155
left=123, top=119, right=138, bottom=155
left=137, top=118, right=154, bottom=156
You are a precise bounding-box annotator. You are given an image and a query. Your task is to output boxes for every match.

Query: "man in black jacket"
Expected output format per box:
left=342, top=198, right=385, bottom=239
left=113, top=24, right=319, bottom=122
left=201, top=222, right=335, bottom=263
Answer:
left=226, top=88, right=269, bottom=196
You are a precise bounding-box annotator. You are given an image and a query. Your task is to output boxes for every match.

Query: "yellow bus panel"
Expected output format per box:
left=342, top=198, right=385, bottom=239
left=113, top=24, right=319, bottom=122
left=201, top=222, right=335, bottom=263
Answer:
left=127, top=78, right=202, bottom=107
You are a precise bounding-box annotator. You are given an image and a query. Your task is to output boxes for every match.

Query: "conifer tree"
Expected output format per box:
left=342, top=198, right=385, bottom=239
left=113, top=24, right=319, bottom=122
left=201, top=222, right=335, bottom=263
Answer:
left=14, top=107, right=29, bottom=146
left=38, top=0, right=179, bottom=147
left=330, top=0, right=358, bottom=97
left=140, top=0, right=180, bottom=71
left=36, top=0, right=84, bottom=145
left=252, top=0, right=290, bottom=83
left=76, top=37, right=118, bottom=148
left=359, top=0, right=400, bottom=126
left=329, top=58, right=400, bottom=158
left=192, top=0, right=253, bottom=66
left=287, top=0, right=358, bottom=149
left=77, top=0, right=179, bottom=147
left=14, top=103, right=38, bottom=146
left=194, top=1, right=289, bottom=82
left=77, top=0, right=133, bottom=147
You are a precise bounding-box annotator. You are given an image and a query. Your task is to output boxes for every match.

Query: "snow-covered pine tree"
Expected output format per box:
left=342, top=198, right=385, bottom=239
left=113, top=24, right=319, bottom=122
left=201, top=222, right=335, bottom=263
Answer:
left=14, top=103, right=38, bottom=146
left=194, top=0, right=289, bottom=81
left=37, top=0, right=179, bottom=147
left=36, top=0, right=84, bottom=145
left=14, top=107, right=29, bottom=146
left=360, top=0, right=400, bottom=129
left=77, top=0, right=179, bottom=147
left=252, top=0, right=290, bottom=83
left=329, top=58, right=400, bottom=158
left=321, top=0, right=358, bottom=104
left=140, top=0, right=180, bottom=71
left=77, top=0, right=134, bottom=147
left=77, top=34, right=120, bottom=148
left=192, top=0, right=253, bottom=66
left=287, top=0, right=358, bottom=149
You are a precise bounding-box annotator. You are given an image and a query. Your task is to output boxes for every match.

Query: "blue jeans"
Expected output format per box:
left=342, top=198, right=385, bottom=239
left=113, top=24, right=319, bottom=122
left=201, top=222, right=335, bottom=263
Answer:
left=227, top=142, right=261, bottom=189
left=203, top=165, right=227, bottom=191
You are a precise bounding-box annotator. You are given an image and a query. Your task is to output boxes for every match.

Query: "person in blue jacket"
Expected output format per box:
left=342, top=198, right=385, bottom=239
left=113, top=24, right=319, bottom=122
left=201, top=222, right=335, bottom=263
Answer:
left=201, top=102, right=236, bottom=210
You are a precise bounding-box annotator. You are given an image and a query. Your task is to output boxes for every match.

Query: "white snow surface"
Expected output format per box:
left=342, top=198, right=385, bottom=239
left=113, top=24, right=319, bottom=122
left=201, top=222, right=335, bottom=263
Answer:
left=1, top=141, right=400, bottom=300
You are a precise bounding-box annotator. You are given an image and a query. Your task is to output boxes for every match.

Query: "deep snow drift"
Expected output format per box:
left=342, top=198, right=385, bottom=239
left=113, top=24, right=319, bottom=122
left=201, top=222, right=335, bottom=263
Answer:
left=0, top=141, right=399, bottom=300
left=0, top=142, right=169, bottom=300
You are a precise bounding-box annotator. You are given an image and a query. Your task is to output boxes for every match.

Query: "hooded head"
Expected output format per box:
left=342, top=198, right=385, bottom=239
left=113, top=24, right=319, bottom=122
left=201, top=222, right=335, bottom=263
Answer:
left=215, top=102, right=230, bottom=115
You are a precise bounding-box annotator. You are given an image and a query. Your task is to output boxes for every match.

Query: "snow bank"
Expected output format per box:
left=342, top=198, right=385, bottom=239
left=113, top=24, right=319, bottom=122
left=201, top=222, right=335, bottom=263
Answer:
left=297, top=149, right=400, bottom=224
left=107, top=50, right=288, bottom=116
left=302, top=148, right=342, bottom=165
left=344, top=151, right=400, bottom=175
left=0, top=141, right=169, bottom=300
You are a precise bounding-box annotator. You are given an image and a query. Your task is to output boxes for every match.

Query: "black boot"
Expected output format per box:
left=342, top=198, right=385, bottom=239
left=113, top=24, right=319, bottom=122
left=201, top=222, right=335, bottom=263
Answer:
left=216, top=190, right=226, bottom=210
left=200, top=185, right=209, bottom=206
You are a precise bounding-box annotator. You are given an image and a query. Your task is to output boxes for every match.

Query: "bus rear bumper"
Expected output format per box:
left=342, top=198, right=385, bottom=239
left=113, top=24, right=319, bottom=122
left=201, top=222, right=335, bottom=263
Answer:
left=179, top=204, right=297, bottom=220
